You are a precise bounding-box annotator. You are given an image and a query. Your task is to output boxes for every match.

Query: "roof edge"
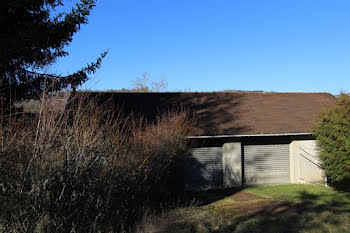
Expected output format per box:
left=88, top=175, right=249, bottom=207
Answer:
left=187, top=132, right=313, bottom=139
left=78, top=90, right=335, bottom=95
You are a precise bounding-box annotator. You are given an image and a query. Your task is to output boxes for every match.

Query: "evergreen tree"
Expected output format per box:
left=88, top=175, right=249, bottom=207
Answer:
left=313, top=93, right=350, bottom=190
left=0, top=0, right=106, bottom=110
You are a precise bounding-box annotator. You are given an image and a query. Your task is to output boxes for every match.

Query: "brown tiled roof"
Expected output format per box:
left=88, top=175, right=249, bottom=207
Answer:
left=83, top=92, right=336, bottom=136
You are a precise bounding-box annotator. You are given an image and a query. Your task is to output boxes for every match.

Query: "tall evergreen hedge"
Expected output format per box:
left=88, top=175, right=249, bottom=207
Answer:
left=313, top=94, right=350, bottom=190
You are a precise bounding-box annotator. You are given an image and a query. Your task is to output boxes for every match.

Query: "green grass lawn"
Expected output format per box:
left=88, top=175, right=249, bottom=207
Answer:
left=136, top=184, right=350, bottom=233
left=246, top=184, right=350, bottom=206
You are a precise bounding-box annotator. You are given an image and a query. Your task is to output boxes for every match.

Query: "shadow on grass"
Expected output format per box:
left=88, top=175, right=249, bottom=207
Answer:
left=217, top=190, right=350, bottom=233
left=217, top=204, right=346, bottom=232
left=160, top=189, right=350, bottom=233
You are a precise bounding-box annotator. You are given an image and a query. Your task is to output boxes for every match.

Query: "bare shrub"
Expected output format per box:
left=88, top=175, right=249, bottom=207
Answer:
left=0, top=93, right=192, bottom=232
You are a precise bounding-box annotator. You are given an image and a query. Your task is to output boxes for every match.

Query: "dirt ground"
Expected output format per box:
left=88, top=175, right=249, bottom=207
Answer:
left=230, top=191, right=265, bottom=202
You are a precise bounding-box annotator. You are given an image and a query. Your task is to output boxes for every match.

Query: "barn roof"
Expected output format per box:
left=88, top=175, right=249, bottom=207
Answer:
left=81, top=91, right=336, bottom=136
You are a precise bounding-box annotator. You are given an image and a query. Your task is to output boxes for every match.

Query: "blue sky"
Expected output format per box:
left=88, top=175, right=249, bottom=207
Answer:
left=54, top=0, right=350, bottom=94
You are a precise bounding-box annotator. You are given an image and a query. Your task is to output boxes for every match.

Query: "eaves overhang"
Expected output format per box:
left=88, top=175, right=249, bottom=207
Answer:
left=187, top=132, right=312, bottom=139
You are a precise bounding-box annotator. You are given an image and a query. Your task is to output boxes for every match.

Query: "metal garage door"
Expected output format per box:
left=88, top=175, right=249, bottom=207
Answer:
left=244, top=144, right=290, bottom=185
left=184, top=147, right=223, bottom=190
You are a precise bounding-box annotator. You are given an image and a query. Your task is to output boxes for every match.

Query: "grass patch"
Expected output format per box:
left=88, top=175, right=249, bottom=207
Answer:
left=245, top=184, right=350, bottom=207
left=136, top=184, right=350, bottom=233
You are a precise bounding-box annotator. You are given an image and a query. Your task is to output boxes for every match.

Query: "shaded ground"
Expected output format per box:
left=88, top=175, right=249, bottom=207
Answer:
left=135, top=184, right=350, bottom=233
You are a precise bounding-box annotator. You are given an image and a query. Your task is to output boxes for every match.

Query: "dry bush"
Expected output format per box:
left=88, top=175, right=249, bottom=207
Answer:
left=0, top=93, right=192, bottom=232
left=134, top=208, right=195, bottom=233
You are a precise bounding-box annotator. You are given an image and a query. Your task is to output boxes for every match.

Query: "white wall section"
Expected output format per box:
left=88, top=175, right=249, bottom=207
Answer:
left=290, top=140, right=324, bottom=184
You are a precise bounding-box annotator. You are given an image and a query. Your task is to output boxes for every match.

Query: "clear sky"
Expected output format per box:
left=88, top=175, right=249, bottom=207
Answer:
left=54, top=0, right=350, bottom=94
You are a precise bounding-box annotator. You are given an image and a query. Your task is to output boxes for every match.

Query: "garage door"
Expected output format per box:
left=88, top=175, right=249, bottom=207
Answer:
left=184, top=147, right=223, bottom=190
left=244, top=144, right=290, bottom=185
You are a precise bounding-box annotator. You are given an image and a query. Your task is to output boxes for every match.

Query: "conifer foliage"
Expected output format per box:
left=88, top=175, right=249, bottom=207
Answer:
left=313, top=94, right=350, bottom=190
left=0, top=0, right=106, bottom=109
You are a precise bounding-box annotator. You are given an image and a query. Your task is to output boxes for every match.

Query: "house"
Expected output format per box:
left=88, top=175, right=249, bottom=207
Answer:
left=80, top=91, right=336, bottom=190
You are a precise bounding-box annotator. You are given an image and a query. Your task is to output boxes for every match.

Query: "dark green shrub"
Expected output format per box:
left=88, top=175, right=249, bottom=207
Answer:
left=313, top=93, right=350, bottom=190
